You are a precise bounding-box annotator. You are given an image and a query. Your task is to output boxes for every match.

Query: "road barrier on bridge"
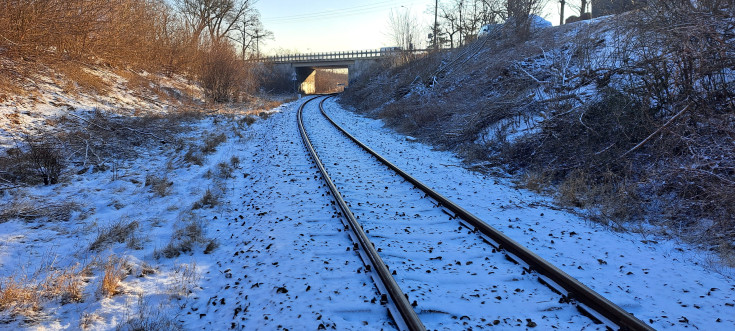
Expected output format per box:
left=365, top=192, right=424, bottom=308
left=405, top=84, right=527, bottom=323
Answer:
left=262, top=49, right=434, bottom=64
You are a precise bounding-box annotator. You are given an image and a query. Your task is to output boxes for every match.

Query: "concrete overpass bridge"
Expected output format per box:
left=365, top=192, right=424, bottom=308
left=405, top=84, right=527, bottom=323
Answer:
left=263, top=49, right=427, bottom=94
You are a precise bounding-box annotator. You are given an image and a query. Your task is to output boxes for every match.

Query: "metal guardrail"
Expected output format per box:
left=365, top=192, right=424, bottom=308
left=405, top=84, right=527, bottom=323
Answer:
left=263, top=48, right=434, bottom=64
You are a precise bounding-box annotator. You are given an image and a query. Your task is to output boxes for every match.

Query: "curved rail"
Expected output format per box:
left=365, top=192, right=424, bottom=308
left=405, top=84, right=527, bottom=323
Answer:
left=317, top=96, right=654, bottom=331
left=297, top=96, right=426, bottom=331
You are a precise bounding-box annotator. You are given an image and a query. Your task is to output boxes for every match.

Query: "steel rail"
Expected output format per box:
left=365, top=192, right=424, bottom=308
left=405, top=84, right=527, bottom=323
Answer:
left=317, top=96, right=654, bottom=331
left=297, top=96, right=426, bottom=331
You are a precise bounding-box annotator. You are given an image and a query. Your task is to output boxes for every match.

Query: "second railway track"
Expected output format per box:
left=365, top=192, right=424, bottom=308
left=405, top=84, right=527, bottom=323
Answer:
left=298, top=96, right=653, bottom=330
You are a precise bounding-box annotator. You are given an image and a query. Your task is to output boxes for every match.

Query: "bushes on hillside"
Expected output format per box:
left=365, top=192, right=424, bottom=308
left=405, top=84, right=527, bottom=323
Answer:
left=0, top=0, right=184, bottom=70
left=0, top=0, right=264, bottom=103
left=199, top=42, right=242, bottom=103
left=339, top=1, right=735, bottom=254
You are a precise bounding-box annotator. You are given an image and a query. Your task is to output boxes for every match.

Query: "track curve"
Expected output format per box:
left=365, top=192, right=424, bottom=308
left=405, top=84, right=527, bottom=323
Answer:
left=297, top=96, right=426, bottom=331
left=298, top=95, right=653, bottom=331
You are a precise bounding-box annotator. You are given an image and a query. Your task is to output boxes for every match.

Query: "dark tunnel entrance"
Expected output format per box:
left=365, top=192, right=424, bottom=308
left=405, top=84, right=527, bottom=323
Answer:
left=295, top=67, right=348, bottom=94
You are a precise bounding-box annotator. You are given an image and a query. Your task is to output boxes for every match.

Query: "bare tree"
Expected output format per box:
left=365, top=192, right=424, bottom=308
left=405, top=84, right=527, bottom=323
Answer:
left=387, top=8, right=421, bottom=50
left=177, top=0, right=253, bottom=45
left=438, top=4, right=462, bottom=48
left=436, top=0, right=503, bottom=48
left=564, top=0, right=589, bottom=17
left=236, top=11, right=272, bottom=59
left=505, top=0, right=548, bottom=40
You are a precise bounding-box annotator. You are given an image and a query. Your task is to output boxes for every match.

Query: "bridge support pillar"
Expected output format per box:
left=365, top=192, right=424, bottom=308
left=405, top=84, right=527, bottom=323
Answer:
left=295, top=67, right=316, bottom=94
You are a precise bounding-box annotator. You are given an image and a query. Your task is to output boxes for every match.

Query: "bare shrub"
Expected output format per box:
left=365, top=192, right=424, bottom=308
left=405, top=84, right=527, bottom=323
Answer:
left=0, top=0, right=194, bottom=73
left=183, top=147, right=204, bottom=166
left=116, top=295, right=183, bottom=331
left=89, top=220, right=140, bottom=251
left=0, top=197, right=80, bottom=223
left=168, top=263, right=200, bottom=299
left=240, top=116, right=257, bottom=126
left=0, top=262, right=86, bottom=320
left=154, top=216, right=211, bottom=259
left=145, top=174, right=173, bottom=197
left=216, top=161, right=234, bottom=179
left=199, top=41, right=244, bottom=103
left=101, top=256, right=129, bottom=297
left=57, top=64, right=110, bottom=95
left=619, top=2, right=735, bottom=111
left=202, top=133, right=227, bottom=154
left=0, top=138, right=64, bottom=186
left=504, top=0, right=548, bottom=41
left=192, top=189, right=219, bottom=210
left=230, top=155, right=240, bottom=168
left=338, top=1, right=735, bottom=261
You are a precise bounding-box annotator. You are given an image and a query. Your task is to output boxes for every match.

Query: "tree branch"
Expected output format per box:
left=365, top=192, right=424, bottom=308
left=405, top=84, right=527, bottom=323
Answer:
left=621, top=103, right=691, bottom=157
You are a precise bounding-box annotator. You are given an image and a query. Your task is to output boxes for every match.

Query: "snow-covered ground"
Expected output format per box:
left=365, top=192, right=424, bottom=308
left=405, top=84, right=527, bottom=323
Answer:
left=304, top=98, right=601, bottom=330
left=1, top=96, right=733, bottom=330
left=320, top=97, right=735, bottom=330
left=0, top=63, right=204, bottom=153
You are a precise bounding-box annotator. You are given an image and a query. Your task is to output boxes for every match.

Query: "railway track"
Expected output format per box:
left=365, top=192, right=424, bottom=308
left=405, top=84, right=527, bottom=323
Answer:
left=297, top=95, right=653, bottom=331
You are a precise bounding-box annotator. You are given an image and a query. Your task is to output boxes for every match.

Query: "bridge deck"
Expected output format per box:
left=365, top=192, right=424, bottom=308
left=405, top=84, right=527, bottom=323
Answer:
left=263, top=49, right=430, bottom=64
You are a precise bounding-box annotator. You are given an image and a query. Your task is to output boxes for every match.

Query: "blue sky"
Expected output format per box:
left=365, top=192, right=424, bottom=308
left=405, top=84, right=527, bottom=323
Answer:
left=256, top=0, right=565, bottom=55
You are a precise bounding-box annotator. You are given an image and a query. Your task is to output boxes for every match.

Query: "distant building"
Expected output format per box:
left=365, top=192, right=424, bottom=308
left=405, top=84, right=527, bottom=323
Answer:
left=591, top=0, right=643, bottom=17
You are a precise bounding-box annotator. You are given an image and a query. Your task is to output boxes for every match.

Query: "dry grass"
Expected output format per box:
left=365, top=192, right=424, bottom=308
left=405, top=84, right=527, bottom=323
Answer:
left=192, top=189, right=219, bottom=210
left=0, top=262, right=86, bottom=320
left=519, top=169, right=551, bottom=194
left=79, top=312, right=102, bottom=329
left=167, top=263, right=199, bottom=299
left=145, top=174, right=173, bottom=197
left=248, top=99, right=288, bottom=115
left=215, top=161, right=234, bottom=179
left=101, top=256, right=129, bottom=297
left=0, top=70, right=27, bottom=102
left=556, top=170, right=591, bottom=208
left=116, top=294, right=183, bottom=331
left=56, top=63, right=111, bottom=96
left=154, top=216, right=211, bottom=259
left=89, top=220, right=140, bottom=251
left=183, top=146, right=204, bottom=166
left=0, top=277, right=43, bottom=315
left=202, top=132, right=227, bottom=154
left=0, top=197, right=80, bottom=223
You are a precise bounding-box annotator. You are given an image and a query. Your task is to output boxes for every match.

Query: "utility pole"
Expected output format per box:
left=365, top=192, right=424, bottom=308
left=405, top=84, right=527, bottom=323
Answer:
left=254, top=28, right=260, bottom=58
left=433, top=0, right=438, bottom=50
left=560, top=0, right=565, bottom=25
left=458, top=0, right=463, bottom=46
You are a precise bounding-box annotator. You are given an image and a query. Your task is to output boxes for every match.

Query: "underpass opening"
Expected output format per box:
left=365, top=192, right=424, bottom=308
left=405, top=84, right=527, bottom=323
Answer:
left=297, top=67, right=348, bottom=94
